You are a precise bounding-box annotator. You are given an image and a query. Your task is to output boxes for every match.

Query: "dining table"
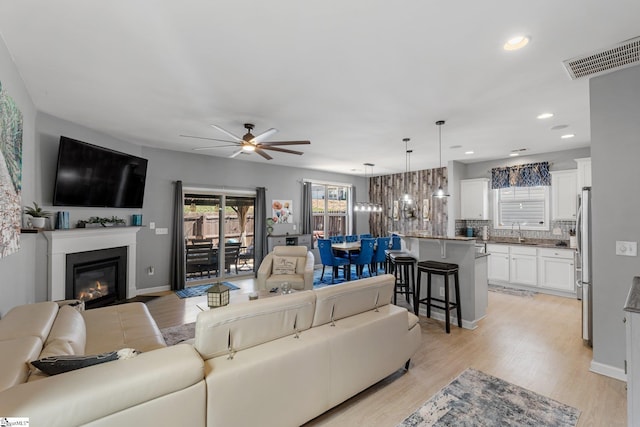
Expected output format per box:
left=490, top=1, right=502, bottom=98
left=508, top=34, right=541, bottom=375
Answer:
left=331, top=241, right=362, bottom=281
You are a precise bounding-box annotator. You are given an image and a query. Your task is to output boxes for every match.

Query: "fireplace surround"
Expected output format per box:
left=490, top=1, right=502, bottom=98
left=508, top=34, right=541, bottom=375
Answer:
left=44, top=227, right=141, bottom=301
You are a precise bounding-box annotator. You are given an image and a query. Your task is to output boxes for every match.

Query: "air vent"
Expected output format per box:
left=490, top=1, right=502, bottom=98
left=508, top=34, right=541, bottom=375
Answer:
left=563, top=36, right=640, bottom=80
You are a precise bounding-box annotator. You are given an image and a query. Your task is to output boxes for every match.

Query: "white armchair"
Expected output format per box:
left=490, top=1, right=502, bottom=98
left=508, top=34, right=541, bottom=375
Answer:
left=257, top=246, right=315, bottom=291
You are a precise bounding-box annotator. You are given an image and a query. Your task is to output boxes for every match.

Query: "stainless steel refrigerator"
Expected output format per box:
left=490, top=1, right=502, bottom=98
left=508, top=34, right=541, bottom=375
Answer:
left=576, top=186, right=592, bottom=346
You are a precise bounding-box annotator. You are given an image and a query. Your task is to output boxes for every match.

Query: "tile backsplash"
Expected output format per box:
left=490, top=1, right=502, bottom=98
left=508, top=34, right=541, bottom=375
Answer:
left=455, top=219, right=575, bottom=243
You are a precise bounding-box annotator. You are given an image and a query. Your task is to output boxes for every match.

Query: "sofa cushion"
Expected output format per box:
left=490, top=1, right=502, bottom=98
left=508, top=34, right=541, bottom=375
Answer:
left=0, top=302, right=59, bottom=343
left=82, top=303, right=165, bottom=354
left=45, top=305, right=87, bottom=355
left=194, top=291, right=316, bottom=360
left=272, top=256, right=297, bottom=275
left=312, top=274, right=395, bottom=327
left=0, top=336, right=43, bottom=391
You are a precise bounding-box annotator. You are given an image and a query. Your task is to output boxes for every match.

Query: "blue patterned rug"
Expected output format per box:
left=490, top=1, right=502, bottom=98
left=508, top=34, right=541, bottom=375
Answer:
left=175, top=282, right=240, bottom=299
left=313, top=265, right=384, bottom=288
left=397, top=368, right=580, bottom=426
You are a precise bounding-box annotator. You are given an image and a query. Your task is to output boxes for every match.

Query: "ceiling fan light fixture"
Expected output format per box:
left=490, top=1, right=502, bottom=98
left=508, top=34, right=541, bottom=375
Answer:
left=242, top=144, right=256, bottom=152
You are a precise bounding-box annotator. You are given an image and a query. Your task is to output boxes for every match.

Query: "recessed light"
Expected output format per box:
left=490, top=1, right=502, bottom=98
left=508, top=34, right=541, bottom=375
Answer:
left=537, top=113, right=554, bottom=119
left=504, top=35, right=530, bottom=51
left=509, top=153, right=520, bottom=157
left=561, top=134, right=575, bottom=139
left=465, top=151, right=474, bottom=155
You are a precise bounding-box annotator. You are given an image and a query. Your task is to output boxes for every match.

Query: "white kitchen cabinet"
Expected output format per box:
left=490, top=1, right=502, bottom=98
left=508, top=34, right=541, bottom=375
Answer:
left=551, top=170, right=578, bottom=220
left=487, top=244, right=510, bottom=282
left=460, top=178, right=489, bottom=220
left=575, top=157, right=592, bottom=191
left=509, top=246, right=537, bottom=286
left=537, top=248, right=575, bottom=293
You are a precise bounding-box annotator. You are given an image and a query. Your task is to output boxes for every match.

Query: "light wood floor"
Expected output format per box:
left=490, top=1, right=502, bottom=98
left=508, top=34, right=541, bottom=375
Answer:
left=145, top=280, right=627, bottom=427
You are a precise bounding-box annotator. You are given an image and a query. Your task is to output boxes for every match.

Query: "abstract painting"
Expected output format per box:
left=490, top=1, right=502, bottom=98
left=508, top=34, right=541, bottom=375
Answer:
left=0, top=80, right=23, bottom=258
left=271, top=200, right=292, bottom=224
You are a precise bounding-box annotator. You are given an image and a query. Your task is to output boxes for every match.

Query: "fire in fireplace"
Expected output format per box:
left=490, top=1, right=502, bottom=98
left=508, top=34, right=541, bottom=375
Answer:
left=66, top=246, right=127, bottom=308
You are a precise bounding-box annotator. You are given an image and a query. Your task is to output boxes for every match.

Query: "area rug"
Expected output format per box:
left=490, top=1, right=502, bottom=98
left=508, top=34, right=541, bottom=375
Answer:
left=175, top=282, right=240, bottom=298
left=489, top=284, right=537, bottom=298
left=161, top=322, right=195, bottom=346
left=397, top=368, right=580, bottom=427
left=313, top=265, right=384, bottom=288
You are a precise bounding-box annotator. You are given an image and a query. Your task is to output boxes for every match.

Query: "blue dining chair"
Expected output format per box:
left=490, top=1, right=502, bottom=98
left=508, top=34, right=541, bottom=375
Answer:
left=386, top=235, right=403, bottom=273
left=317, top=239, right=350, bottom=283
left=359, top=233, right=372, bottom=240
left=390, top=235, right=401, bottom=250
left=329, top=235, right=345, bottom=244
left=345, top=235, right=358, bottom=243
left=371, top=236, right=390, bottom=275
left=352, top=238, right=375, bottom=279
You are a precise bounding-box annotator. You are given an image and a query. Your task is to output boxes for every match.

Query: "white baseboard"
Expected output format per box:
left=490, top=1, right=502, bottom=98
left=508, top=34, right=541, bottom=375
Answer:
left=137, top=285, right=170, bottom=295
left=416, top=306, right=480, bottom=330
left=590, top=360, right=627, bottom=382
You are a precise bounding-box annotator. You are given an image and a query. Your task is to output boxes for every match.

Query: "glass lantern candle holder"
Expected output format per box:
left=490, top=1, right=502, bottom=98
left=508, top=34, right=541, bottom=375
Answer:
left=207, top=283, right=230, bottom=308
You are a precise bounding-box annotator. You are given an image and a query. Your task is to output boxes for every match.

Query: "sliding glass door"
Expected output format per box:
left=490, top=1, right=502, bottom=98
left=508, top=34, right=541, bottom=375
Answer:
left=184, top=190, right=255, bottom=285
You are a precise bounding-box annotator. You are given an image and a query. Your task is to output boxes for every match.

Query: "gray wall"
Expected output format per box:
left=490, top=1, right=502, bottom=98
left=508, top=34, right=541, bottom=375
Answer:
left=590, top=64, right=640, bottom=373
left=0, top=34, right=38, bottom=316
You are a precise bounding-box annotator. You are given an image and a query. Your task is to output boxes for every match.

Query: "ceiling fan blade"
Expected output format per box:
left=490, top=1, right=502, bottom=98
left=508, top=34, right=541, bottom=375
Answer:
left=254, top=148, right=273, bottom=160
left=210, top=124, right=243, bottom=142
left=192, top=144, right=240, bottom=151
left=258, top=140, right=311, bottom=146
left=259, top=146, right=304, bottom=155
left=180, top=134, right=237, bottom=143
left=251, top=127, right=278, bottom=143
left=229, top=149, right=243, bottom=158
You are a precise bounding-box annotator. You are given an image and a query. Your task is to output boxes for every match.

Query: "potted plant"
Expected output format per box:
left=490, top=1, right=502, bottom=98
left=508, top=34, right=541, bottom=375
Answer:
left=24, top=202, right=51, bottom=229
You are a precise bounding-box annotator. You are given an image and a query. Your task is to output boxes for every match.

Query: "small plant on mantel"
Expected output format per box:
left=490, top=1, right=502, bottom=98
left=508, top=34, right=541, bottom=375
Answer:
left=24, top=202, right=51, bottom=229
left=77, top=216, right=126, bottom=228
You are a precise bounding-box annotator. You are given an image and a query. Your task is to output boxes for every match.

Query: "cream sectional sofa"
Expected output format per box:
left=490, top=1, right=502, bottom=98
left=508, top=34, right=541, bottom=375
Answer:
left=0, top=301, right=206, bottom=426
left=194, top=273, right=421, bottom=427
left=0, top=274, right=420, bottom=427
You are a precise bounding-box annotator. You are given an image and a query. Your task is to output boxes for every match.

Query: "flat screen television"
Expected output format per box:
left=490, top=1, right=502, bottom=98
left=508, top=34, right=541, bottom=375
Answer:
left=52, top=136, right=148, bottom=208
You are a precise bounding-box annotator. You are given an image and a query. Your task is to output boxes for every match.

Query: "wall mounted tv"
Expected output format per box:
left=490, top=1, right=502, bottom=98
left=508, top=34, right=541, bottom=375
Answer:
left=52, top=136, right=148, bottom=208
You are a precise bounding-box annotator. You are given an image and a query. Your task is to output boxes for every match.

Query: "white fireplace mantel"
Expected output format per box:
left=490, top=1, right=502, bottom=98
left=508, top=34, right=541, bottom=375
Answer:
left=43, top=227, right=141, bottom=301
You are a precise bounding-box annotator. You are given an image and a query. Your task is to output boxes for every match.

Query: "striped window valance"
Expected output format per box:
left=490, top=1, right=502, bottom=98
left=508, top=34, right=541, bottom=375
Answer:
left=491, top=162, right=551, bottom=189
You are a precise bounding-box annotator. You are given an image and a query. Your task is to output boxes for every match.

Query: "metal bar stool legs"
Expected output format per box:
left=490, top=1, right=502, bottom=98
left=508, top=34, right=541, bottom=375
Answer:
left=415, top=261, right=462, bottom=333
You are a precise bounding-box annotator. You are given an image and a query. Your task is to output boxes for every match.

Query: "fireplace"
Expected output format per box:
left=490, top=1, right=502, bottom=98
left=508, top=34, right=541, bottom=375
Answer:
left=66, top=247, right=127, bottom=308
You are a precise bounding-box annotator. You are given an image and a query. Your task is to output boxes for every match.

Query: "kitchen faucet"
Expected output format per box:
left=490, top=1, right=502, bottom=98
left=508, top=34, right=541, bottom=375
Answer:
left=512, top=222, right=524, bottom=243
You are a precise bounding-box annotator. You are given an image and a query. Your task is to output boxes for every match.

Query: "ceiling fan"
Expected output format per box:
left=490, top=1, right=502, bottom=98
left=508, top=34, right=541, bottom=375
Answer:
left=180, top=123, right=310, bottom=160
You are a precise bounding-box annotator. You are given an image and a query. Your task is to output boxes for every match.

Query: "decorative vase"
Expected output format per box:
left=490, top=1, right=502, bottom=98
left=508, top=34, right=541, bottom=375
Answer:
left=31, top=217, right=46, bottom=229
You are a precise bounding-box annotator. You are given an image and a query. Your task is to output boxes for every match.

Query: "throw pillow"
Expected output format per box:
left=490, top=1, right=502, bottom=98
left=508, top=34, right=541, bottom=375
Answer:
left=272, top=256, right=297, bottom=275
left=31, top=348, right=140, bottom=376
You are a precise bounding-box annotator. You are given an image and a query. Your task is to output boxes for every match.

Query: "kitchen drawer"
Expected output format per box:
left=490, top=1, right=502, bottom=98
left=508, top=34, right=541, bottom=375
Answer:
left=510, top=245, right=537, bottom=256
left=538, top=248, right=575, bottom=259
left=486, top=244, right=509, bottom=254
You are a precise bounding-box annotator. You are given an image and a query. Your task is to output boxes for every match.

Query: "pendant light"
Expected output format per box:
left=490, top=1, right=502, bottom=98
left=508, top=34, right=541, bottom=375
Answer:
left=402, top=138, right=413, bottom=205
left=354, top=163, right=382, bottom=213
left=433, top=120, right=450, bottom=198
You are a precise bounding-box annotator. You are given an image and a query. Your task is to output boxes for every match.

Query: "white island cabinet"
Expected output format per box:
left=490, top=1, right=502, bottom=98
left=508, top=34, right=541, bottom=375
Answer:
left=624, top=277, right=640, bottom=426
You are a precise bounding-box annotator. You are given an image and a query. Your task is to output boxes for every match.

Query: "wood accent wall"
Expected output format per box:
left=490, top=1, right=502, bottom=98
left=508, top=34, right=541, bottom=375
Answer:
left=368, top=167, right=448, bottom=237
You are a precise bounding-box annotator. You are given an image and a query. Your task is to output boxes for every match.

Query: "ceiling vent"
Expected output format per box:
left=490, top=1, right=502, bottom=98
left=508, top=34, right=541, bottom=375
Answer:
left=563, top=36, right=640, bottom=80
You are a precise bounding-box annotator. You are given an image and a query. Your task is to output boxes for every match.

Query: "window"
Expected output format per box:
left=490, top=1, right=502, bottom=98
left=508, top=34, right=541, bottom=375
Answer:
left=311, top=183, right=352, bottom=240
left=493, top=186, right=549, bottom=231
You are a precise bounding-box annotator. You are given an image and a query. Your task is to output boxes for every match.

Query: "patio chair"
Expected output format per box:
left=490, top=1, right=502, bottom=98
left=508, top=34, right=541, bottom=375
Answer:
left=317, top=239, right=350, bottom=283
left=351, top=238, right=375, bottom=278
left=186, top=243, right=218, bottom=278
left=237, top=243, right=254, bottom=271
left=224, top=242, right=242, bottom=274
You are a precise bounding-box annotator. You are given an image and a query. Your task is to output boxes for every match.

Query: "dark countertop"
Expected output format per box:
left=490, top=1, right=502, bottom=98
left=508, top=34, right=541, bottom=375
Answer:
left=400, top=232, right=475, bottom=242
left=624, top=277, right=640, bottom=313
left=477, top=238, right=574, bottom=250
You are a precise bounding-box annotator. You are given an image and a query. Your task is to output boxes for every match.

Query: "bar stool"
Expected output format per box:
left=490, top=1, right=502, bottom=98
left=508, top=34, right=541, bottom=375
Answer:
left=388, top=252, right=417, bottom=305
left=384, top=249, right=404, bottom=274
left=415, top=260, right=461, bottom=333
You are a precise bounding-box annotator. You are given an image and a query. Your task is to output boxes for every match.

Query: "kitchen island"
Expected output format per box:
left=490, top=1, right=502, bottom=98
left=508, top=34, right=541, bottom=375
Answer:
left=399, top=233, right=488, bottom=329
